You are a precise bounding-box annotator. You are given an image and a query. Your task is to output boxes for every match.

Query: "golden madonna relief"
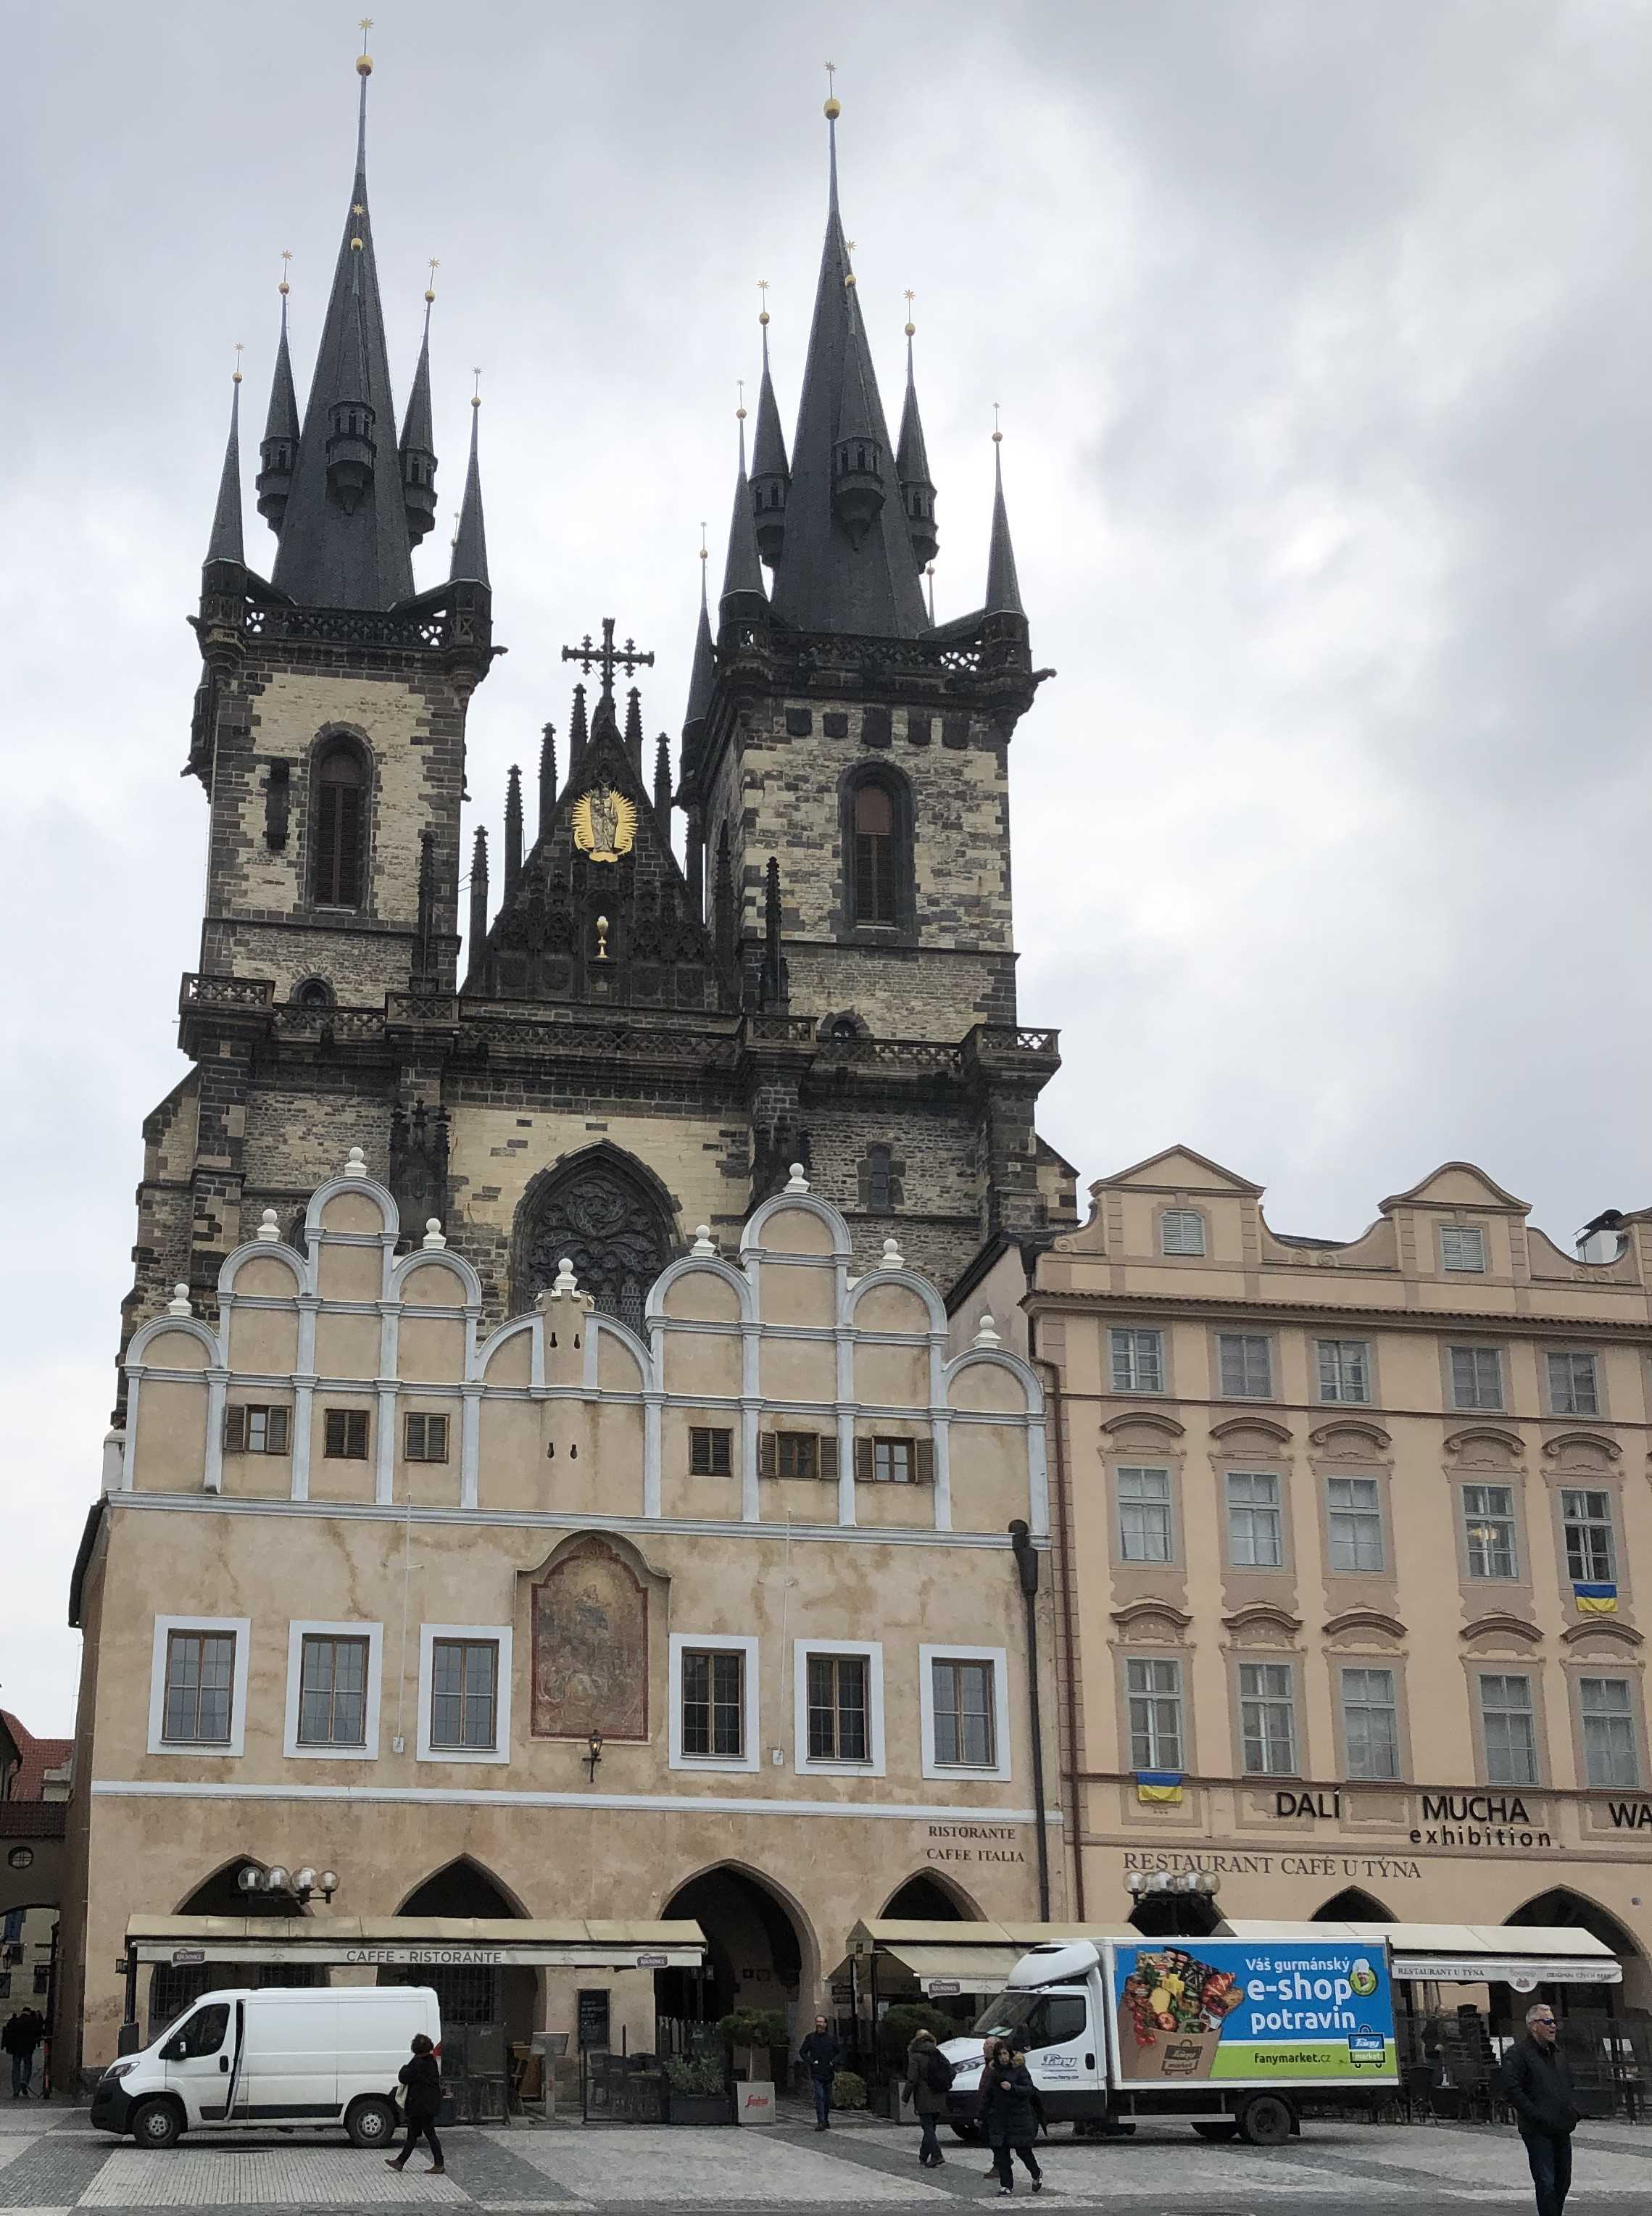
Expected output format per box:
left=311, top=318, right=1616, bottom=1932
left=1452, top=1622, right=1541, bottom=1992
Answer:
left=571, top=782, right=636, bottom=863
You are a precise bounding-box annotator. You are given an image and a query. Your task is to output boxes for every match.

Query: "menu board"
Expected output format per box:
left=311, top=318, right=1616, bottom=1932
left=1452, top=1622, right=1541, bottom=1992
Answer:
left=1110, top=1939, right=1396, bottom=2085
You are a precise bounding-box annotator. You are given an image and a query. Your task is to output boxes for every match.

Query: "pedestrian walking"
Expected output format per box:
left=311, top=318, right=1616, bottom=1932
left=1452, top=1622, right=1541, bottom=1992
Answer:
left=3, top=2009, right=41, bottom=2100
left=385, top=2033, right=444, bottom=2176
left=1498, top=2004, right=1580, bottom=2216
left=980, top=2038, right=1045, bottom=2195
left=902, top=2025, right=953, bottom=2167
left=797, top=2013, right=844, bottom=2131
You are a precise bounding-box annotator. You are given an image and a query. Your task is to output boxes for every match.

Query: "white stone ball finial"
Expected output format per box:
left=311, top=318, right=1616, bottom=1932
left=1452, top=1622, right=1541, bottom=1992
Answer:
left=344, top=1145, right=367, bottom=1178
left=879, top=1236, right=904, bottom=1270
left=423, top=1219, right=447, bottom=1250
left=784, top=1162, right=810, bottom=1195
left=552, top=1256, right=579, bottom=1298
left=692, top=1224, right=716, bottom=1257
left=167, top=1284, right=192, bottom=1316
left=973, top=1309, right=1002, bottom=1350
left=256, top=1208, right=280, bottom=1242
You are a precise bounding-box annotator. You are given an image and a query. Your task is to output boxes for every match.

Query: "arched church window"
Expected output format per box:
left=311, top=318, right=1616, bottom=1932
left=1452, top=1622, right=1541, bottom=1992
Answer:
left=852, top=781, right=897, bottom=925
left=293, top=976, right=335, bottom=1010
left=312, top=739, right=368, bottom=909
left=512, top=1148, right=675, bottom=1332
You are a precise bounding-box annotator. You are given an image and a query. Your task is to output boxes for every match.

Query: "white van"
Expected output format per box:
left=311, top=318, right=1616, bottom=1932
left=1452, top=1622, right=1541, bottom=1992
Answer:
left=90, top=1985, right=441, bottom=2149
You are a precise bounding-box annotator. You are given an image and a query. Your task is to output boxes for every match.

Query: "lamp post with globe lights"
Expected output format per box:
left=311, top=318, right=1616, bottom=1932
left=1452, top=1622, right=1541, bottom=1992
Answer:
left=238, top=1863, right=339, bottom=1906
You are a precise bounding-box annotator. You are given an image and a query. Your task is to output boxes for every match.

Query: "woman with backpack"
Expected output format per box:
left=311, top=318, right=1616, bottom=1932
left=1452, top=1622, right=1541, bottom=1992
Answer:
left=902, top=2026, right=953, bottom=2167
left=981, top=2038, right=1044, bottom=2195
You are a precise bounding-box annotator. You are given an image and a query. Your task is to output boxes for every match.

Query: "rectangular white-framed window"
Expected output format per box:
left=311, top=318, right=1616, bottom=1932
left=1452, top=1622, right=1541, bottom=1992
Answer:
left=1160, top=1209, right=1206, bottom=1257
left=283, top=1619, right=383, bottom=1761
left=668, top=1632, right=759, bottom=1773
left=793, top=1639, right=884, bottom=1776
left=416, top=1623, right=512, bottom=1765
left=1580, top=1676, right=1639, bottom=1789
left=1316, top=1340, right=1371, bottom=1406
left=1561, top=1488, right=1616, bottom=1584
left=1117, top=1466, right=1174, bottom=1564
left=1326, top=1476, right=1385, bottom=1574
left=1110, top=1328, right=1165, bottom=1394
left=1440, top=1223, right=1487, bottom=1274
left=1126, top=1656, right=1183, bottom=1773
left=920, top=1643, right=1012, bottom=1782
left=1461, top=1484, right=1519, bottom=1580
left=148, top=1615, right=251, bottom=1758
left=1239, top=1661, right=1298, bottom=1775
left=1547, top=1351, right=1600, bottom=1418
left=1217, top=1333, right=1273, bottom=1399
left=1479, top=1672, right=1537, bottom=1786
left=1225, top=1469, right=1284, bottom=1567
left=1340, top=1666, right=1400, bottom=1780
left=1449, top=1345, right=1504, bottom=1411
left=224, top=1404, right=291, bottom=1454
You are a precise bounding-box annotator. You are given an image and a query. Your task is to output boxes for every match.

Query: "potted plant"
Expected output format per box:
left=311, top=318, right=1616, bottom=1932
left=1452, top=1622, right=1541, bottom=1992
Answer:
left=715, top=2007, right=789, bottom=2084
left=666, top=2052, right=731, bottom=2125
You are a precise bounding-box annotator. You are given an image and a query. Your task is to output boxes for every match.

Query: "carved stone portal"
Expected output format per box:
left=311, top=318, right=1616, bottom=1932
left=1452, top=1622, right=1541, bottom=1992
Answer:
left=531, top=1536, right=649, bottom=1740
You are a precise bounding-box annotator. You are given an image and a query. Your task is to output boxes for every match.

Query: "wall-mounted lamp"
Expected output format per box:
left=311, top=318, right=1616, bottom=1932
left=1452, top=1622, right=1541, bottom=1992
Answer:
left=239, top=1862, right=339, bottom=1906
left=584, top=1730, right=605, bottom=1784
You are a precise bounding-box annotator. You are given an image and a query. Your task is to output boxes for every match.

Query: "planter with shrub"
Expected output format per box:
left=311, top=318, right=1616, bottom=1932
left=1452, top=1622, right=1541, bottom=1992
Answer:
left=665, top=2052, right=732, bottom=2125
left=714, top=2007, right=789, bottom=2085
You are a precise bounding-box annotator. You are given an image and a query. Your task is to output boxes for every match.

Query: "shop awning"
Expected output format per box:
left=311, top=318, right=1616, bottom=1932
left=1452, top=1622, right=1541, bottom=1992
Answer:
left=1219, top=1921, right=1621, bottom=1988
left=125, top=1915, right=705, bottom=1971
left=880, top=1944, right=1024, bottom=1995
left=847, top=1919, right=1138, bottom=1958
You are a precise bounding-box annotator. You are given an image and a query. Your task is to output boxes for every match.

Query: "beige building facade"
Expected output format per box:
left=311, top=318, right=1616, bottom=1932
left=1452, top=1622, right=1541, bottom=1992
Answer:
left=59, top=1157, right=1062, bottom=2073
left=1012, top=1148, right=1652, bottom=2009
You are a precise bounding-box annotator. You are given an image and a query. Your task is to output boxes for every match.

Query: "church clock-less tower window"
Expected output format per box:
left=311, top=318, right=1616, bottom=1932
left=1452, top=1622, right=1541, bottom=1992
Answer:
left=312, top=739, right=369, bottom=909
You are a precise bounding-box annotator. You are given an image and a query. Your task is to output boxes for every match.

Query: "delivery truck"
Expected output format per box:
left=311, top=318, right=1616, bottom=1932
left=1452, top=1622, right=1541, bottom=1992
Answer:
left=940, top=1934, right=1397, bottom=2146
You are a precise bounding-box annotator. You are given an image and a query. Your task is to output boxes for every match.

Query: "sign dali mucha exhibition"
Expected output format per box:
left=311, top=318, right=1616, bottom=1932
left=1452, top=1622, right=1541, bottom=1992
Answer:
left=1111, top=1939, right=1398, bottom=2083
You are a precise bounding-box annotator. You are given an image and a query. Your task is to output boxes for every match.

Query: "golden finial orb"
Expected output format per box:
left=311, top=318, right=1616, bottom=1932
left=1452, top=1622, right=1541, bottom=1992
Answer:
left=425, top=255, right=439, bottom=304
left=823, top=59, right=839, bottom=118
left=357, top=17, right=373, bottom=72
left=279, top=249, right=291, bottom=296
left=824, top=96, right=841, bottom=118
left=233, top=341, right=244, bottom=386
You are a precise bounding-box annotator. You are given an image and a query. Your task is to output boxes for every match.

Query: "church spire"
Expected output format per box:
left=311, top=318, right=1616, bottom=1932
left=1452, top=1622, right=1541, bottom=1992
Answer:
left=449, top=381, right=489, bottom=586
left=984, top=419, right=1024, bottom=618
left=269, top=43, right=415, bottom=610
left=683, top=539, right=715, bottom=737
left=895, top=301, right=938, bottom=570
left=766, top=86, right=928, bottom=640
left=398, top=265, right=439, bottom=548
left=750, top=286, right=789, bottom=566
left=204, top=357, right=246, bottom=571
left=719, top=406, right=768, bottom=623
left=256, top=258, right=299, bottom=533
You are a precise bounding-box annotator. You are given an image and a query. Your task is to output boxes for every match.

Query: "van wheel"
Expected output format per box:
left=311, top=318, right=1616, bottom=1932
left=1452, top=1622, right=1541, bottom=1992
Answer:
left=346, top=2096, right=397, bottom=2149
left=130, top=2099, right=182, bottom=2149
left=1237, top=2094, right=1292, bottom=2147
left=1192, top=2120, right=1238, bottom=2141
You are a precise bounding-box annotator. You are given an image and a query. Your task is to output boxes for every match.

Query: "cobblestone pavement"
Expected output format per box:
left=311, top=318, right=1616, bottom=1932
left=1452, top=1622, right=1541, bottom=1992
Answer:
left=4, top=2104, right=1652, bottom=2212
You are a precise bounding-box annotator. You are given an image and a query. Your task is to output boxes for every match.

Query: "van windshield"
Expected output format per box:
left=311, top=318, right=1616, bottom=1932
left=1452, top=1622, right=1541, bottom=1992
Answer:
left=969, top=1988, right=1088, bottom=2051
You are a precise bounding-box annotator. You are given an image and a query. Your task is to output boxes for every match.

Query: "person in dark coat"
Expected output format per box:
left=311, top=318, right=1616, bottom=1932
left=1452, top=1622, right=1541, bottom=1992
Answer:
left=386, top=2033, right=444, bottom=2175
left=3, top=2009, right=41, bottom=2099
left=797, top=2014, right=844, bottom=2130
left=902, top=2026, right=951, bottom=2168
left=1499, top=2004, right=1580, bottom=2216
left=980, top=2039, right=1043, bottom=2194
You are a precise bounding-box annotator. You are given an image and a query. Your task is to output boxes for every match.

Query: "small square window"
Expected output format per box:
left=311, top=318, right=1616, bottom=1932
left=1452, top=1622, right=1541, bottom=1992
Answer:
left=689, top=1427, right=734, bottom=1477
left=776, top=1432, right=818, bottom=1481
left=873, top=1438, right=913, bottom=1485
left=224, top=1404, right=291, bottom=1454
left=1440, top=1224, right=1487, bottom=1273
left=324, top=1408, right=370, bottom=1460
left=1111, top=1329, right=1164, bottom=1395
left=1218, top=1334, right=1273, bottom=1400
left=1548, top=1352, right=1599, bottom=1418
left=1449, top=1346, right=1503, bottom=1411
left=1161, top=1210, right=1206, bottom=1257
left=404, top=1412, right=449, bottom=1463
left=1316, top=1340, right=1371, bottom=1406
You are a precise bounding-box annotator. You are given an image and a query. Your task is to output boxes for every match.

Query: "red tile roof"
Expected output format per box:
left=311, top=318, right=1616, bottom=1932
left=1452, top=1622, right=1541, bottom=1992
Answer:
left=0, top=1711, right=72, bottom=1803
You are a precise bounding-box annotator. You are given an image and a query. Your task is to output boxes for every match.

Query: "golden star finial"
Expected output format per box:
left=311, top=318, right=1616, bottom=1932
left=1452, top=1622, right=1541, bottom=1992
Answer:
left=425, top=256, right=439, bottom=304
left=278, top=248, right=291, bottom=297
left=471, top=367, right=482, bottom=408
left=232, top=341, right=244, bottom=385
left=359, top=17, right=373, bottom=41
left=699, top=521, right=708, bottom=563
left=823, top=60, right=840, bottom=120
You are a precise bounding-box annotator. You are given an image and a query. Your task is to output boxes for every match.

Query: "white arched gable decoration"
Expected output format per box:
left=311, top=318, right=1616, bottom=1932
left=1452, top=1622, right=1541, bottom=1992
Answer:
left=302, top=1168, right=400, bottom=1243
left=391, top=1245, right=484, bottom=1307
left=942, top=1345, right=1050, bottom=1538
left=476, top=1313, right=540, bottom=1387
left=218, top=1240, right=308, bottom=1300
left=586, top=1310, right=653, bottom=1393
left=125, top=1311, right=223, bottom=1369
left=842, top=1265, right=947, bottom=1335
left=942, top=1345, right=1045, bottom=1419
left=739, top=1187, right=853, bottom=1263
left=644, top=1251, right=756, bottom=1326
left=122, top=1311, right=223, bottom=1495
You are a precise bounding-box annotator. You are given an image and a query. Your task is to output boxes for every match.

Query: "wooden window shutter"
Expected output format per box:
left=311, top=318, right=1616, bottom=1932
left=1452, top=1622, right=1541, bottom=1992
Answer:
left=324, top=1408, right=347, bottom=1458
left=820, top=1435, right=840, bottom=1482
left=224, top=1406, right=246, bottom=1453
left=853, top=1437, right=874, bottom=1485
left=266, top=1406, right=291, bottom=1455
left=428, top=1414, right=449, bottom=1461
left=758, top=1432, right=777, bottom=1479
left=405, top=1413, right=426, bottom=1459
left=914, top=1438, right=936, bottom=1485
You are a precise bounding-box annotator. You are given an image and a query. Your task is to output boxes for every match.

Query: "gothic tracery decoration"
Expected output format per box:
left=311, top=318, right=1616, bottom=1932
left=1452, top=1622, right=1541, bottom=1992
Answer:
left=515, top=1150, right=673, bottom=1331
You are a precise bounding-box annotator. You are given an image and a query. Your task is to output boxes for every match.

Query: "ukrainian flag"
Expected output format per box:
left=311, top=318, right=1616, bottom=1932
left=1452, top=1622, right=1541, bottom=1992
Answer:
left=1136, top=1771, right=1184, bottom=1804
left=1574, top=1583, right=1618, bottom=1614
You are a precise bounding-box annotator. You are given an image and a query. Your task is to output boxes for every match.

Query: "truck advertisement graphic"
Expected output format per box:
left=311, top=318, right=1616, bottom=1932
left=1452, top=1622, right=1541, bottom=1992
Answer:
left=1109, top=1938, right=1397, bottom=2084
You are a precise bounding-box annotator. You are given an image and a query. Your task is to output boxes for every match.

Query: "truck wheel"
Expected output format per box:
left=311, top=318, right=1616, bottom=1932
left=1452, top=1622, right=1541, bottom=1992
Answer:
left=1237, top=2094, right=1292, bottom=2146
left=345, top=2096, right=397, bottom=2148
left=1192, top=2120, right=1238, bottom=2141
left=130, top=2099, right=183, bottom=2149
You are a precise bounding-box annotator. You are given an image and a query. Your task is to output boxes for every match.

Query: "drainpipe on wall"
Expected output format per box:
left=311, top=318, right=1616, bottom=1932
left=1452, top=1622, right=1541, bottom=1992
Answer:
left=1032, top=1340, right=1087, bottom=1923
left=1008, top=1519, right=1052, bottom=1922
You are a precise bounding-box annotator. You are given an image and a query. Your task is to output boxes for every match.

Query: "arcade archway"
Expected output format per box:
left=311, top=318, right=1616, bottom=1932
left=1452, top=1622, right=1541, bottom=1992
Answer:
left=1507, top=1888, right=1646, bottom=2015
left=656, top=1864, right=813, bottom=2034
left=147, top=1860, right=314, bottom=2034
left=1314, top=1886, right=1395, bottom=1922
left=383, top=1859, right=536, bottom=2046
left=881, top=1872, right=979, bottom=1921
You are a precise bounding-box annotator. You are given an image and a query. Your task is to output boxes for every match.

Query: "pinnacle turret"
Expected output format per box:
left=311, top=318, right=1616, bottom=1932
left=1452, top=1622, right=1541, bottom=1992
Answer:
left=719, top=414, right=768, bottom=623
left=683, top=551, right=715, bottom=740
left=895, top=319, right=937, bottom=570
left=985, top=431, right=1024, bottom=618
left=449, top=392, right=489, bottom=587
left=399, top=286, right=439, bottom=549
left=204, top=368, right=246, bottom=572
left=256, top=270, right=299, bottom=533
left=750, top=306, right=790, bottom=566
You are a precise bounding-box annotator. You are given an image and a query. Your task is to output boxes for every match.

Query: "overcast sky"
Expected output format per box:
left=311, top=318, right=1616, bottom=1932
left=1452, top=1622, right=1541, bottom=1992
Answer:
left=2, top=0, right=1648, bottom=1735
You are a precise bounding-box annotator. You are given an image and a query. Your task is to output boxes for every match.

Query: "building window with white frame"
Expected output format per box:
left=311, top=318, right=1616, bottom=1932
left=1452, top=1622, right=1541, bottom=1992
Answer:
left=1161, top=1209, right=1206, bottom=1257
left=1326, top=1477, right=1385, bottom=1574
left=932, top=1658, right=997, bottom=1768
left=1217, top=1333, right=1273, bottom=1399
left=1126, top=1657, right=1183, bottom=1772
left=1449, top=1345, right=1504, bottom=1411
left=1479, top=1672, right=1537, bottom=1785
left=224, top=1405, right=291, bottom=1454
left=296, top=1633, right=368, bottom=1748
left=1111, top=1328, right=1164, bottom=1394
left=429, top=1638, right=499, bottom=1752
left=1239, top=1662, right=1298, bottom=1775
left=1316, top=1340, right=1371, bottom=1405
left=1340, top=1666, right=1400, bottom=1780
left=1440, top=1223, right=1487, bottom=1273
left=681, top=1648, right=745, bottom=1759
left=806, top=1655, right=868, bottom=1761
left=1462, top=1485, right=1519, bottom=1579
left=1547, top=1350, right=1600, bottom=1417
left=1561, top=1489, right=1616, bottom=1585
left=1580, top=1677, right=1639, bottom=1788
left=1226, top=1470, right=1284, bottom=1567
left=162, top=1630, right=237, bottom=1746
left=1118, top=1466, right=1174, bottom=1564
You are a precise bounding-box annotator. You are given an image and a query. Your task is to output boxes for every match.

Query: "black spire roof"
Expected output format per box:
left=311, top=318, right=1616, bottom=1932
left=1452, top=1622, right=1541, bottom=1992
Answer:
left=256, top=280, right=299, bottom=532
left=683, top=555, right=715, bottom=733
left=398, top=293, right=439, bottom=548
left=895, top=323, right=938, bottom=570
left=985, top=432, right=1024, bottom=617
left=268, top=59, right=415, bottom=610
left=204, top=370, right=246, bottom=570
left=765, top=107, right=929, bottom=640
left=719, top=415, right=768, bottom=620
left=449, top=395, right=489, bottom=587
left=750, top=313, right=790, bottom=566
